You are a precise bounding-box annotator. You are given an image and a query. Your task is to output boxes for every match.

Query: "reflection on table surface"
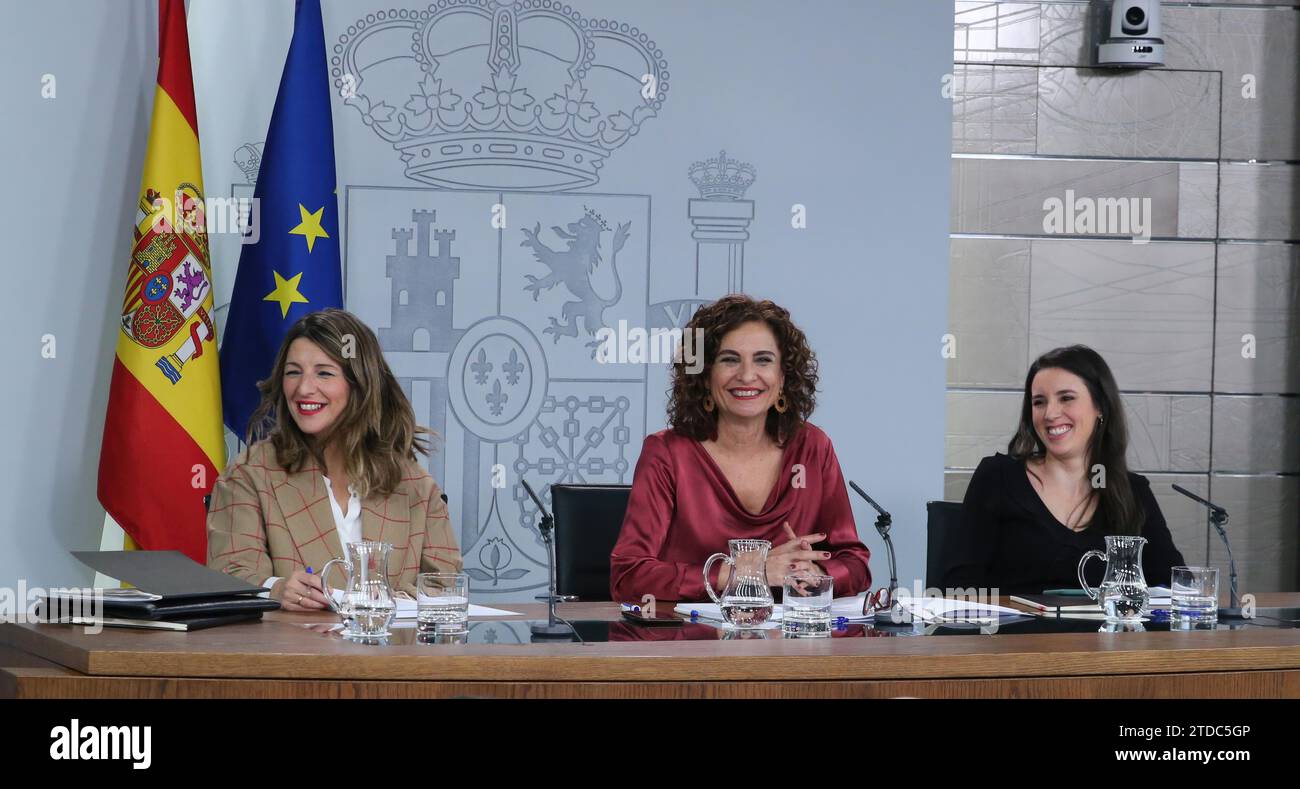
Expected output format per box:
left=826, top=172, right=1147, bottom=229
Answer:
left=297, top=611, right=1293, bottom=646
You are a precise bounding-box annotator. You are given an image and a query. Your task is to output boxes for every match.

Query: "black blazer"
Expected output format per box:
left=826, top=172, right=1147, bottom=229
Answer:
left=942, top=453, right=1186, bottom=594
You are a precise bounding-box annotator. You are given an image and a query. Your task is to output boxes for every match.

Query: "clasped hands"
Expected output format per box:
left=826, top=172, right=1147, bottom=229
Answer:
left=716, top=522, right=831, bottom=589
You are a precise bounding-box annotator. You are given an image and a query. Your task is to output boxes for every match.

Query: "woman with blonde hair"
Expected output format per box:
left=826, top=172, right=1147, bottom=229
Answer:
left=207, top=309, right=461, bottom=610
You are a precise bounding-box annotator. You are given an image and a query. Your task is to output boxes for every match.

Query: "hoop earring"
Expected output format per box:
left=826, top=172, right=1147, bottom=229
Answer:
left=774, top=393, right=788, bottom=414
left=703, top=394, right=715, bottom=412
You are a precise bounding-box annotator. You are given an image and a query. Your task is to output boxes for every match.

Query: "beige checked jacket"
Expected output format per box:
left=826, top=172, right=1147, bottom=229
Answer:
left=206, top=441, right=461, bottom=597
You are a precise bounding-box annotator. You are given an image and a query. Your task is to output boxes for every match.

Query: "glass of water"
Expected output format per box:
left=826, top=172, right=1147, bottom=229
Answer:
left=781, top=572, right=833, bottom=638
left=417, top=572, right=469, bottom=633
left=1170, top=566, right=1218, bottom=629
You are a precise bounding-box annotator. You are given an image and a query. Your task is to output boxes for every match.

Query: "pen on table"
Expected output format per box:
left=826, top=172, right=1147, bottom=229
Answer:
left=1042, top=588, right=1089, bottom=596
left=620, top=603, right=641, bottom=614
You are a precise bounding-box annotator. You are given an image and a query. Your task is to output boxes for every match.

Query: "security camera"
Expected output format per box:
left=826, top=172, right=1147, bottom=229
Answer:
left=1096, top=0, right=1164, bottom=68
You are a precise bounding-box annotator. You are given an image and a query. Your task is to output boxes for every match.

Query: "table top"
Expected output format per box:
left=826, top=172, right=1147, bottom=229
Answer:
left=2, top=595, right=1298, bottom=683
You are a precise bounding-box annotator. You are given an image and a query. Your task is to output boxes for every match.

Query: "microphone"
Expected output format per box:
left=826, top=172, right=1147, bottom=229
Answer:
left=520, top=479, right=577, bottom=639
left=1171, top=484, right=1243, bottom=619
left=848, top=481, right=898, bottom=614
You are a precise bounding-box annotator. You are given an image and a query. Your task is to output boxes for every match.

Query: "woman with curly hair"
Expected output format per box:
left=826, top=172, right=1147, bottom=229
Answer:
left=206, top=309, right=461, bottom=610
left=609, top=295, right=872, bottom=602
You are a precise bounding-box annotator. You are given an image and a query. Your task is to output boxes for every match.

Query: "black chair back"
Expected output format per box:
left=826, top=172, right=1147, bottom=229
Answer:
left=551, top=483, right=631, bottom=601
left=926, top=500, right=964, bottom=589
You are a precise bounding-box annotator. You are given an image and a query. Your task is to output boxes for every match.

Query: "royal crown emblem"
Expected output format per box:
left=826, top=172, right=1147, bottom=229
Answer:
left=333, top=0, right=668, bottom=191
left=688, top=150, right=756, bottom=200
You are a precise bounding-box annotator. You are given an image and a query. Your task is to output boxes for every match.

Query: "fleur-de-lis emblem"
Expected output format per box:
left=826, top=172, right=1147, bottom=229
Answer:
left=471, top=348, right=493, bottom=385
left=502, top=349, right=524, bottom=385
left=486, top=379, right=508, bottom=416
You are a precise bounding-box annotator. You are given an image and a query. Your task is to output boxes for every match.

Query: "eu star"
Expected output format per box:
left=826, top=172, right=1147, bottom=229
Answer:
left=288, top=203, right=330, bottom=253
left=264, top=270, right=309, bottom=318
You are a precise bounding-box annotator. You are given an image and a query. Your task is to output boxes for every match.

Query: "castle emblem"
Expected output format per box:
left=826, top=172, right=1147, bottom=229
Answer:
left=121, top=185, right=216, bottom=384
left=333, top=0, right=668, bottom=190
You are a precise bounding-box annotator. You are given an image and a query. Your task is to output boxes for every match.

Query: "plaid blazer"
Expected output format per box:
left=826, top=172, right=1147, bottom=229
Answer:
left=206, top=441, right=461, bottom=596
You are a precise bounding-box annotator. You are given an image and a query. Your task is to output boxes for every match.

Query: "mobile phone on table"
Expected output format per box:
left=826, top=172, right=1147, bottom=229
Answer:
left=620, top=607, right=684, bottom=627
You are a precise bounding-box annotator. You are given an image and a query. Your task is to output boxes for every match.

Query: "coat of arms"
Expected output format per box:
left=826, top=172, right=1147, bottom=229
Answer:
left=121, top=185, right=216, bottom=384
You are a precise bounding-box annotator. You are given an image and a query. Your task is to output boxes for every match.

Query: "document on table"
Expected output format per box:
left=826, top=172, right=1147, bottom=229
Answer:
left=674, top=594, right=879, bottom=623
left=895, top=596, right=1029, bottom=623
left=328, top=590, right=521, bottom=618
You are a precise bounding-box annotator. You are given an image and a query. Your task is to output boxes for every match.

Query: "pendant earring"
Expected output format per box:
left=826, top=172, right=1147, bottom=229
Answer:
left=703, top=394, right=715, bottom=412
left=774, top=393, right=788, bottom=414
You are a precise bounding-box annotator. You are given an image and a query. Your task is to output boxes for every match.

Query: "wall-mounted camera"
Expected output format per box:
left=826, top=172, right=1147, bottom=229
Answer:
left=1096, top=0, right=1165, bottom=68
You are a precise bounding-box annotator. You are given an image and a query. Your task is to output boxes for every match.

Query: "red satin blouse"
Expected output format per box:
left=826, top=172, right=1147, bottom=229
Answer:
left=610, top=423, right=872, bottom=602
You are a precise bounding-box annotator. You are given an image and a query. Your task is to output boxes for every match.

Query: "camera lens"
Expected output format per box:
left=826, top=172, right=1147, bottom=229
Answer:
left=1125, top=7, right=1146, bottom=27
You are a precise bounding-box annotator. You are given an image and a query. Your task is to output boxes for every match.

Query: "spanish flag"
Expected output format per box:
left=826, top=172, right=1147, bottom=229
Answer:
left=98, top=0, right=224, bottom=563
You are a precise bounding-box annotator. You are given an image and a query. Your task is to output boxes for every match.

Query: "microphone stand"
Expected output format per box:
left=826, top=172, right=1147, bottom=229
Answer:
left=848, top=481, right=899, bottom=624
left=1171, top=484, right=1244, bottom=619
left=520, top=479, right=576, bottom=638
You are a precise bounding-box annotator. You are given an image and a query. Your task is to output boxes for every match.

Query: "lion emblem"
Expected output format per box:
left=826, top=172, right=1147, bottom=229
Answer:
left=521, top=206, right=630, bottom=350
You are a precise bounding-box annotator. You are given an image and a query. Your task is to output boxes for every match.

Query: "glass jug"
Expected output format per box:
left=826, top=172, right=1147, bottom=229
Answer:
left=703, top=539, right=774, bottom=628
left=319, top=541, right=397, bottom=639
left=1077, top=535, right=1149, bottom=621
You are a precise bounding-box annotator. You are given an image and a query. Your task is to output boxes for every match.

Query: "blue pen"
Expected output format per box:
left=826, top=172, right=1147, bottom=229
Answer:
left=620, top=603, right=641, bottom=613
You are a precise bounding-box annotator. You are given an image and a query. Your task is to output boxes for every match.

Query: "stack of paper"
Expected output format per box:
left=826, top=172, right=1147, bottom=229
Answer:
left=893, top=596, right=1030, bottom=624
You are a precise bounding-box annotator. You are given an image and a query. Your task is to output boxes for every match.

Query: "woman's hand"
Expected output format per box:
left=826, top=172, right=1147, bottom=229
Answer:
left=272, top=570, right=330, bottom=612
left=711, top=523, right=830, bottom=592
left=768, top=522, right=829, bottom=586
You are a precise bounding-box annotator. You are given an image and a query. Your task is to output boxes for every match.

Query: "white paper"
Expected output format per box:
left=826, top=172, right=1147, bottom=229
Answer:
left=673, top=594, right=876, bottom=623
left=895, top=596, right=1027, bottom=620
left=328, top=590, right=521, bottom=618
left=396, top=597, right=523, bottom=619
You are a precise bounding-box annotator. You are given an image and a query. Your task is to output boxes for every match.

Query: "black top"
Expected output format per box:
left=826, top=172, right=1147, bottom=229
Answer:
left=941, top=453, right=1186, bottom=594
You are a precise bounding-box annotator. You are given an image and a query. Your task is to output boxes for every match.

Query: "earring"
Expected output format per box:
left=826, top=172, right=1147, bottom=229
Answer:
left=1098, top=414, right=1105, bottom=423
left=703, top=394, right=715, bottom=412
left=774, top=393, right=788, bottom=414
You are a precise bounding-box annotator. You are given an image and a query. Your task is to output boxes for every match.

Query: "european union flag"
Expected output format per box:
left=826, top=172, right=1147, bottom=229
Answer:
left=221, top=0, right=342, bottom=438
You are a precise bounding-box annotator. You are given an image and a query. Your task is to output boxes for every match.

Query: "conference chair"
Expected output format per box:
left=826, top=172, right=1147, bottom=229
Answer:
left=551, top=483, right=631, bottom=601
left=926, top=500, right=963, bottom=589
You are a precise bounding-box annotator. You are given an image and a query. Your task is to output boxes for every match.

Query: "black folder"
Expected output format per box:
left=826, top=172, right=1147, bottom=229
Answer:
left=39, top=550, right=280, bottom=623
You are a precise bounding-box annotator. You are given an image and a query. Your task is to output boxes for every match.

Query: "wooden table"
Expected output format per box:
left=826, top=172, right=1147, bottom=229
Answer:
left=3, top=596, right=1298, bottom=699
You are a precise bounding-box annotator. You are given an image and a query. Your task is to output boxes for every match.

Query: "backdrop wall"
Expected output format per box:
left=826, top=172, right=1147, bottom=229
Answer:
left=1, top=1, right=954, bottom=616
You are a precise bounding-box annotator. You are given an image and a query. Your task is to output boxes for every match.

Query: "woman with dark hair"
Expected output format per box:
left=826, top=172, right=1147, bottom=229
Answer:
left=942, top=345, right=1184, bottom=594
left=206, top=309, right=461, bottom=610
left=609, top=295, right=872, bottom=602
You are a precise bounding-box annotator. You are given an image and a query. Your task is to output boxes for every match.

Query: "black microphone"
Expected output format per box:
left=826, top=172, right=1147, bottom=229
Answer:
left=848, top=481, right=897, bottom=614
left=520, top=479, right=577, bottom=639
left=1171, top=484, right=1243, bottom=619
